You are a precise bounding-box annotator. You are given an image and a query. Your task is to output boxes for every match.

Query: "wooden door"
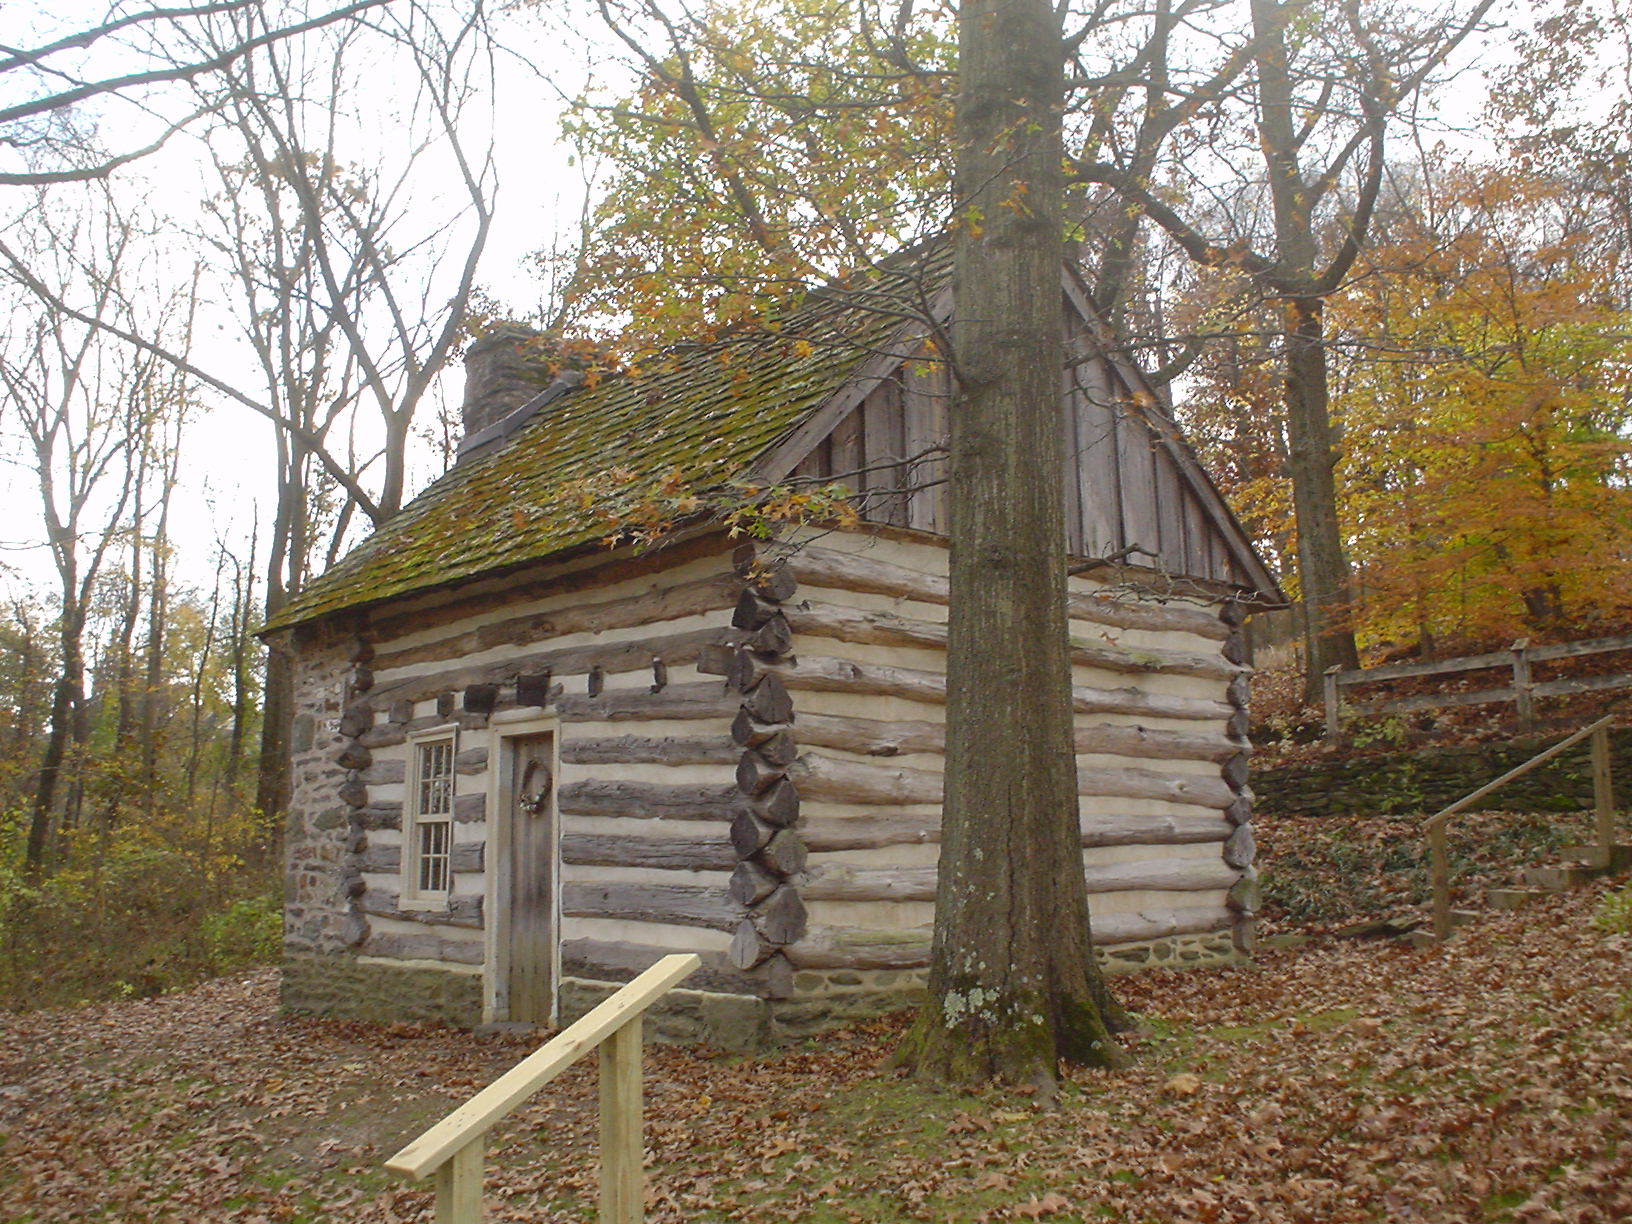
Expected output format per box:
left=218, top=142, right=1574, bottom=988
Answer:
left=507, top=732, right=557, bottom=1024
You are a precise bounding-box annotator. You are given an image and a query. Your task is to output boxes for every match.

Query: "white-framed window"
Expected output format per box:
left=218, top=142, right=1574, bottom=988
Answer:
left=405, top=733, right=457, bottom=900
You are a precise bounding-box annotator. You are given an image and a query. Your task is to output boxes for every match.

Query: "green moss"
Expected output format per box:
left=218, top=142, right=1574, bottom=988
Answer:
left=270, top=253, right=946, bottom=632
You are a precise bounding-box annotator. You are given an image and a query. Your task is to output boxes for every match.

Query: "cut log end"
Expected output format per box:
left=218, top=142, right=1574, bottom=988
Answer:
left=751, top=884, right=808, bottom=945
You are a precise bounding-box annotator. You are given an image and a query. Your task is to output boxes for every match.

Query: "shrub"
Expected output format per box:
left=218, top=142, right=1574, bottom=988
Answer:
left=201, top=893, right=283, bottom=970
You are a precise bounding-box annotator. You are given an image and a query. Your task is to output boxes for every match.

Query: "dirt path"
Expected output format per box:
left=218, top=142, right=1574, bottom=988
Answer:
left=3, top=881, right=1630, bottom=1223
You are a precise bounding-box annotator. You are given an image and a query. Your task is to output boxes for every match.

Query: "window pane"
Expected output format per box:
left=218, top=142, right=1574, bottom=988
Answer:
left=418, top=820, right=450, bottom=894
left=411, top=737, right=456, bottom=895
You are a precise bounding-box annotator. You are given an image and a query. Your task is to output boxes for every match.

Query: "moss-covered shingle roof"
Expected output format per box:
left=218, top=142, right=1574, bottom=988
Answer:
left=269, top=260, right=931, bottom=632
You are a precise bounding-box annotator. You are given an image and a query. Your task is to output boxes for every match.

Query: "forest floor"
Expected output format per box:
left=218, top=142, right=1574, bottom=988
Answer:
left=2, top=838, right=1630, bottom=1223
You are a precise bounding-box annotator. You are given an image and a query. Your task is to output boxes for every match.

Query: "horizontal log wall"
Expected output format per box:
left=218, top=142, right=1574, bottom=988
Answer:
left=342, top=544, right=774, bottom=993
left=756, top=528, right=1256, bottom=967
left=313, top=524, right=1256, bottom=1010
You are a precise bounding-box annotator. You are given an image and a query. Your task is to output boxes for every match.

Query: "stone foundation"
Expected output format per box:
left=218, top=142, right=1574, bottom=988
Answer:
left=559, top=978, right=776, bottom=1051
left=282, top=953, right=483, bottom=1027
left=768, top=929, right=1241, bottom=1039
left=283, top=927, right=1241, bottom=1046
left=1098, top=926, right=1241, bottom=972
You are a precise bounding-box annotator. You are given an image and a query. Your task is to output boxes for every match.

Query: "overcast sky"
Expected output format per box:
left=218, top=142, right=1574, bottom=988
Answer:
left=0, top=0, right=1525, bottom=613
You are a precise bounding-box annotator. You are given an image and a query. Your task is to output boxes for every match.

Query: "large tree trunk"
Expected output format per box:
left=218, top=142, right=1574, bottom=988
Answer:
left=897, top=0, right=1127, bottom=1087
left=1282, top=295, right=1359, bottom=694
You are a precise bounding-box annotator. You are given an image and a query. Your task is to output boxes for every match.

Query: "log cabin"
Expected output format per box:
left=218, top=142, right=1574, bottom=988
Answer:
left=269, top=245, right=1283, bottom=1047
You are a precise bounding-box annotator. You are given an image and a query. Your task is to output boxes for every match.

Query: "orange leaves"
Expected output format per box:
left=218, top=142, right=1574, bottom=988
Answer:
left=8, top=877, right=1632, bottom=1222
left=1162, top=1071, right=1203, bottom=1096
left=1182, top=151, right=1632, bottom=654
left=946, top=1110, right=996, bottom=1134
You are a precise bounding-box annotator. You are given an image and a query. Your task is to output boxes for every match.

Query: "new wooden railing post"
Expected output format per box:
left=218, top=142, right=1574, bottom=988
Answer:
left=1510, top=638, right=1534, bottom=730
left=436, top=1137, right=484, bottom=1224
left=1428, top=817, right=1450, bottom=943
left=1323, top=666, right=1343, bottom=737
left=384, top=954, right=698, bottom=1224
left=1592, top=724, right=1614, bottom=866
left=599, top=1018, right=643, bottom=1224
left=1419, top=715, right=1615, bottom=943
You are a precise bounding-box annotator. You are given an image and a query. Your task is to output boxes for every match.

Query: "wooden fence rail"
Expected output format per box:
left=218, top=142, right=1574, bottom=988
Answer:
left=384, top=953, right=700, bottom=1223
left=1324, top=632, right=1632, bottom=736
left=1422, top=714, right=1617, bottom=942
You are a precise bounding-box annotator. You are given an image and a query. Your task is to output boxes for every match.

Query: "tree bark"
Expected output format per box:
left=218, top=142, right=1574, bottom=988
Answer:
left=1281, top=294, right=1359, bottom=689
left=1248, top=0, right=1360, bottom=695
left=897, top=0, right=1126, bottom=1087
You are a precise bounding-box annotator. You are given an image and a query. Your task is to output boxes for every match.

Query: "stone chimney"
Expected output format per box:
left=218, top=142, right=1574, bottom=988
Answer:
left=460, top=325, right=551, bottom=440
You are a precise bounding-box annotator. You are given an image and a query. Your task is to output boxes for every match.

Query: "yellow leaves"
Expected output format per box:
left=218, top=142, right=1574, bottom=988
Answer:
left=954, top=204, right=985, bottom=238
left=996, top=179, right=1032, bottom=216
left=793, top=339, right=815, bottom=359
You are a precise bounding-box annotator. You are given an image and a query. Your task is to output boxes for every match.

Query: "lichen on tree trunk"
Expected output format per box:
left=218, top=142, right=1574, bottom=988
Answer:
left=896, top=0, right=1129, bottom=1087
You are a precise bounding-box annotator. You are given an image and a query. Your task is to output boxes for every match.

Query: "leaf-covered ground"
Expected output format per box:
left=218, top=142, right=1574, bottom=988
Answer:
left=3, top=871, right=1630, bottom=1224
left=1254, top=808, right=1584, bottom=935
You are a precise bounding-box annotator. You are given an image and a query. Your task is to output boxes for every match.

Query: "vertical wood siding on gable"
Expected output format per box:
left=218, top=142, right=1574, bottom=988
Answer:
left=794, top=331, right=1243, bottom=588
left=1071, top=350, right=1124, bottom=558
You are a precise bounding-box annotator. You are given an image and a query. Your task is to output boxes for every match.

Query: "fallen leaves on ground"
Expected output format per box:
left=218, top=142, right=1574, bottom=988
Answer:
left=2, top=881, right=1630, bottom=1222
left=1256, top=807, right=1583, bottom=934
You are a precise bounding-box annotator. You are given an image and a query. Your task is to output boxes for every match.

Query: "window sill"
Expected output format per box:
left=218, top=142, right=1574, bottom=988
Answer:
left=396, top=895, right=450, bottom=912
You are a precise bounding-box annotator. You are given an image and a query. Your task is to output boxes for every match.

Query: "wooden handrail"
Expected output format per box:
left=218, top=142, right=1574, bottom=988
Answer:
left=385, top=952, right=700, bottom=1223
left=1422, top=715, right=1617, bottom=942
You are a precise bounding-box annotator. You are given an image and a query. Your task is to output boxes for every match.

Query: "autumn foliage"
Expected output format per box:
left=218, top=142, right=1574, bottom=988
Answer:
left=1183, top=160, right=1632, bottom=654
left=560, top=0, right=953, bottom=350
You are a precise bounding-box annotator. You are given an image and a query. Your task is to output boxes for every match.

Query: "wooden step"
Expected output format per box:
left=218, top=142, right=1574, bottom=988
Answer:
left=1523, top=864, right=1596, bottom=891
left=1487, top=887, right=1544, bottom=911
left=1405, top=910, right=1481, bottom=949
left=1559, top=844, right=1632, bottom=871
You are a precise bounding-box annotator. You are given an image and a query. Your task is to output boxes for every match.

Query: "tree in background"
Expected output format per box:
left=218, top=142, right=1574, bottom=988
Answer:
left=0, top=0, right=389, bottom=186
left=1492, top=0, right=1632, bottom=289
left=0, top=1, right=499, bottom=1004
left=1073, top=0, right=1498, bottom=697
left=1335, top=163, right=1632, bottom=645
left=560, top=0, right=953, bottom=349
left=0, top=191, right=161, bottom=874
left=1180, top=156, right=1632, bottom=654
left=2, top=0, right=499, bottom=826
left=185, top=0, right=499, bottom=823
